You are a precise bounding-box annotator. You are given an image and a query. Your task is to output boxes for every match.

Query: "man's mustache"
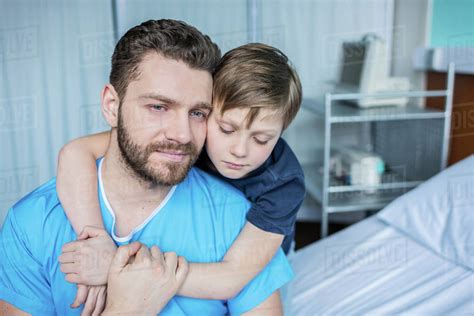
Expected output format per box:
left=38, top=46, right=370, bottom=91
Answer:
left=145, top=142, right=198, bottom=156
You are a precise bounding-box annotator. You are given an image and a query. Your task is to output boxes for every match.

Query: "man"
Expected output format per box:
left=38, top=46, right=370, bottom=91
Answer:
left=0, top=19, right=292, bottom=315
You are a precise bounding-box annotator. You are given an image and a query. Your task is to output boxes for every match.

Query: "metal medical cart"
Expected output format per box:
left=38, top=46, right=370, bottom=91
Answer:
left=304, top=63, right=455, bottom=238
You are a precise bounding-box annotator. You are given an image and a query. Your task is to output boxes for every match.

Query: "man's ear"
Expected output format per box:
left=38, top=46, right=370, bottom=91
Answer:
left=101, top=84, right=120, bottom=128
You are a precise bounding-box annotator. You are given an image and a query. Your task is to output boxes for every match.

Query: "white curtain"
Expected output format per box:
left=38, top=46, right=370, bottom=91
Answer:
left=0, top=0, right=113, bottom=221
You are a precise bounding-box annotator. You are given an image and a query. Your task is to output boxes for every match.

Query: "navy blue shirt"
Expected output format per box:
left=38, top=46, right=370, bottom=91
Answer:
left=197, top=138, right=306, bottom=253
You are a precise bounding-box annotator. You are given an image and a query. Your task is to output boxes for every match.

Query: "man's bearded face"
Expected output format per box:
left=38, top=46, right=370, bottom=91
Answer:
left=117, top=105, right=200, bottom=186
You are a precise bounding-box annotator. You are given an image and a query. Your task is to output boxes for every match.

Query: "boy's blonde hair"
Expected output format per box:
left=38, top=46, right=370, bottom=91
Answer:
left=213, top=43, right=302, bottom=130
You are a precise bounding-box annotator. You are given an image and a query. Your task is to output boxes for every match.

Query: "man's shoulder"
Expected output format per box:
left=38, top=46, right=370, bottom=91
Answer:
left=4, top=178, right=69, bottom=263
left=178, top=168, right=251, bottom=225
left=186, top=167, right=249, bottom=204
left=8, top=177, right=65, bottom=230
left=12, top=177, right=60, bottom=212
left=168, top=168, right=251, bottom=255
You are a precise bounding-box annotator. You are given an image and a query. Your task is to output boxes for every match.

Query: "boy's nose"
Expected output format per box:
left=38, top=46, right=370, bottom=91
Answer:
left=230, top=138, right=248, bottom=158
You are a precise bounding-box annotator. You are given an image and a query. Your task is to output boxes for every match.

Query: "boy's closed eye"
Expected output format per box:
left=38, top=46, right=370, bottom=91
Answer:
left=218, top=124, right=273, bottom=145
left=219, top=126, right=234, bottom=134
left=254, top=137, right=269, bottom=145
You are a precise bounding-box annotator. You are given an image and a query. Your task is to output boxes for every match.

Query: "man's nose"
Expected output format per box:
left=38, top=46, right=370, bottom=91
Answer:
left=165, top=113, right=192, bottom=144
left=230, top=137, right=248, bottom=158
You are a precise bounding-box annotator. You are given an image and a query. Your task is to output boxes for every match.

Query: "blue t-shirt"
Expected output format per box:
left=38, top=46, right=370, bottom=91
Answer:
left=197, top=138, right=306, bottom=253
left=0, top=159, right=293, bottom=315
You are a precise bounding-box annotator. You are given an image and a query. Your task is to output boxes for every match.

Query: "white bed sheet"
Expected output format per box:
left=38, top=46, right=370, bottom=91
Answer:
left=286, top=216, right=474, bottom=315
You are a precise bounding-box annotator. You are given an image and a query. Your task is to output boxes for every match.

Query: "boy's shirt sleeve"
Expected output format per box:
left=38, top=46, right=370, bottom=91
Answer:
left=246, top=173, right=305, bottom=236
left=226, top=247, right=294, bottom=315
left=0, top=207, right=55, bottom=315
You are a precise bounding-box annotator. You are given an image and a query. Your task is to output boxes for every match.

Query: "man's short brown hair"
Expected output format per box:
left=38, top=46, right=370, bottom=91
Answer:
left=213, top=43, right=302, bottom=130
left=110, top=19, right=221, bottom=101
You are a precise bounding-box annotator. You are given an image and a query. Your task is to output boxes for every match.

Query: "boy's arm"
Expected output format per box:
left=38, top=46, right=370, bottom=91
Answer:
left=178, top=222, right=284, bottom=300
left=56, top=131, right=111, bottom=235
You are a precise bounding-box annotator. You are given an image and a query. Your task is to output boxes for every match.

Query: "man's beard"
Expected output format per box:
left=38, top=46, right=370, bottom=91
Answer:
left=117, top=109, right=200, bottom=186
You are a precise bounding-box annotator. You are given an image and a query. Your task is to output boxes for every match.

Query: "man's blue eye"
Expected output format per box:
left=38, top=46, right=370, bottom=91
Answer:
left=191, top=111, right=207, bottom=119
left=151, top=104, right=165, bottom=111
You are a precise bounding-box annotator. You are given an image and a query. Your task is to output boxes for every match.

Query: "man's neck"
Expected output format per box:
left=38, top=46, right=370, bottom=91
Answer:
left=100, top=144, right=173, bottom=237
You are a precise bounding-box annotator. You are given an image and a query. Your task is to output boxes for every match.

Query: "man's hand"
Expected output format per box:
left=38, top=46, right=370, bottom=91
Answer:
left=59, top=226, right=117, bottom=286
left=102, top=242, right=189, bottom=316
left=71, top=284, right=107, bottom=316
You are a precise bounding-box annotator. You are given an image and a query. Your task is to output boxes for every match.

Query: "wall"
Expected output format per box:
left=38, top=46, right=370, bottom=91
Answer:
left=430, top=0, right=474, bottom=47
left=390, top=0, right=429, bottom=93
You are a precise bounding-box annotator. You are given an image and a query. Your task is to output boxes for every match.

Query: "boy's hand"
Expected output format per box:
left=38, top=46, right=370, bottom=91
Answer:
left=59, top=226, right=117, bottom=286
left=102, top=242, right=189, bottom=315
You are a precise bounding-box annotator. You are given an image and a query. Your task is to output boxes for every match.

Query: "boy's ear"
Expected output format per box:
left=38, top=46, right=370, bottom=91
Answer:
left=101, top=84, right=120, bottom=128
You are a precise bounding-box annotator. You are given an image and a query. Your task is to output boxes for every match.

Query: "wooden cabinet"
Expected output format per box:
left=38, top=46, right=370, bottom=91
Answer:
left=426, top=72, right=474, bottom=165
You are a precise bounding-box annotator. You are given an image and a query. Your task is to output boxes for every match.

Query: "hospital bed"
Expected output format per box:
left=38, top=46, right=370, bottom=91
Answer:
left=285, top=155, right=474, bottom=315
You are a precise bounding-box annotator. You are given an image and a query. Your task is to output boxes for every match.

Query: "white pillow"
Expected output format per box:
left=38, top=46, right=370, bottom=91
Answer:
left=377, top=155, right=474, bottom=271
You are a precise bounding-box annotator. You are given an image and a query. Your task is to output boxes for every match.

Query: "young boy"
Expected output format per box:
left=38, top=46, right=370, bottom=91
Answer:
left=57, top=43, right=305, bottom=307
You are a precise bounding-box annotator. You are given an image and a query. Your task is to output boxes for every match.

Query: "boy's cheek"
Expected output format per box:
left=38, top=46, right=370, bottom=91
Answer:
left=205, top=124, right=222, bottom=149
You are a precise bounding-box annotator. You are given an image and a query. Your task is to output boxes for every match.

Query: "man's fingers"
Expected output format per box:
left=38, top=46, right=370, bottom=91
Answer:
left=92, top=286, right=107, bottom=316
left=78, top=225, right=107, bottom=240
left=150, top=245, right=162, bottom=259
left=81, top=286, right=98, bottom=316
left=164, top=252, right=178, bottom=271
left=176, top=256, right=189, bottom=284
left=110, top=242, right=142, bottom=272
left=135, top=244, right=152, bottom=264
left=77, top=229, right=89, bottom=241
left=60, top=262, right=80, bottom=274
left=62, top=240, right=80, bottom=253
left=71, top=284, right=88, bottom=308
left=150, top=246, right=165, bottom=267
